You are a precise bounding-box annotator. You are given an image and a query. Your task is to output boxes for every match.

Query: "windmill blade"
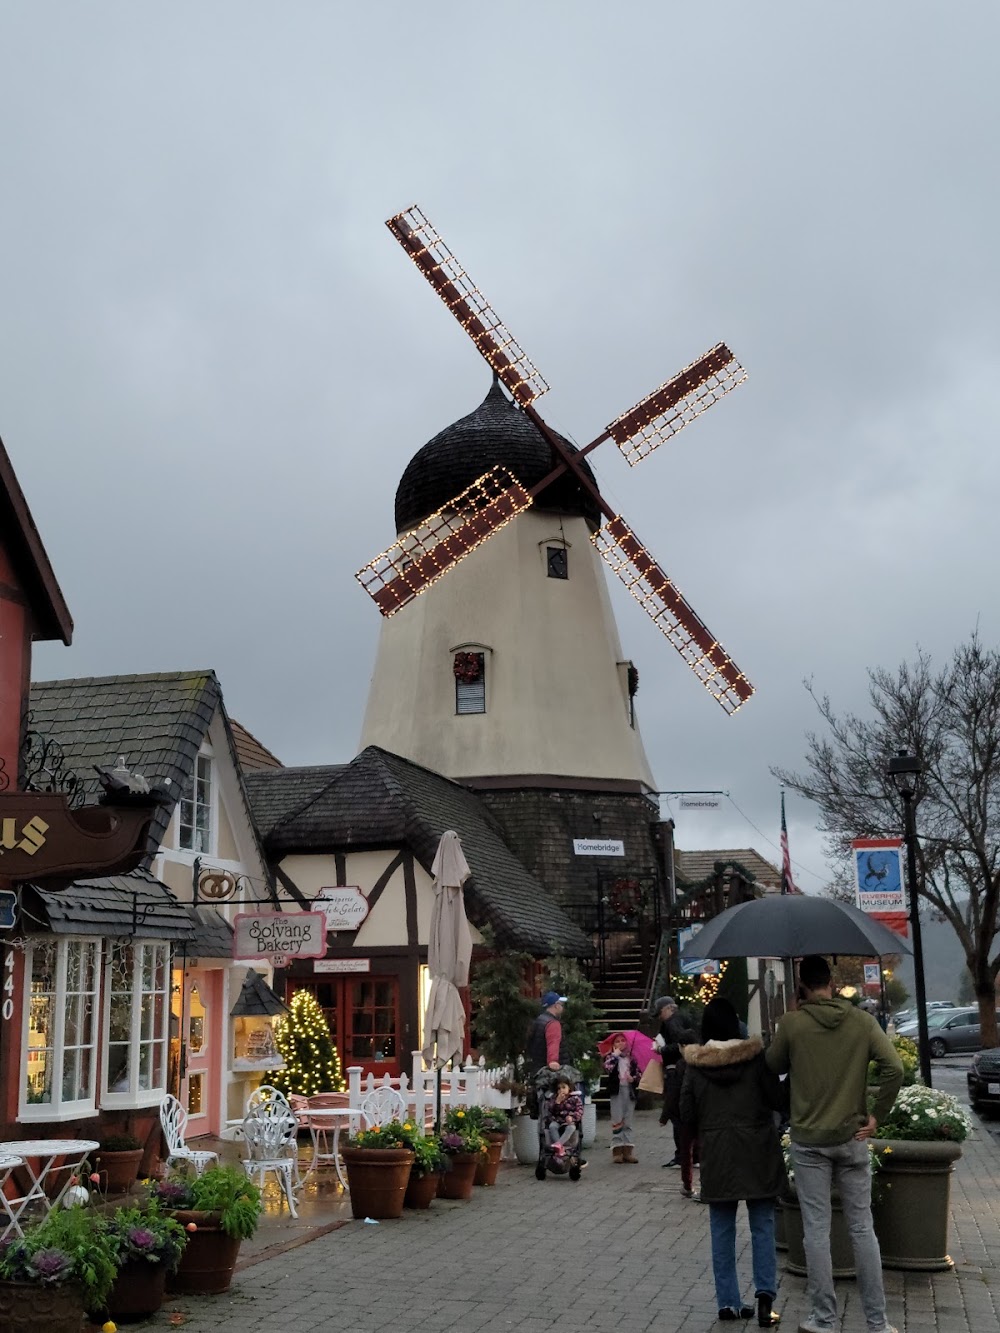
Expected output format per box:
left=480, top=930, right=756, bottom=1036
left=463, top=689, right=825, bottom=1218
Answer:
left=356, top=466, right=532, bottom=617
left=592, top=516, right=754, bottom=715
left=608, top=343, right=747, bottom=466
left=386, top=205, right=549, bottom=407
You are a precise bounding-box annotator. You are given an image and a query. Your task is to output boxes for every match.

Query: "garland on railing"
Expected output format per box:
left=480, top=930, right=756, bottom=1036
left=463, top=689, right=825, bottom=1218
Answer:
left=453, top=651, right=484, bottom=684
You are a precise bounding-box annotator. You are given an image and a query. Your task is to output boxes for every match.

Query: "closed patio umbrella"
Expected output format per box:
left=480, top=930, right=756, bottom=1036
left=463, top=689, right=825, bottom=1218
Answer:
left=422, top=830, right=473, bottom=1072
left=680, top=893, right=912, bottom=962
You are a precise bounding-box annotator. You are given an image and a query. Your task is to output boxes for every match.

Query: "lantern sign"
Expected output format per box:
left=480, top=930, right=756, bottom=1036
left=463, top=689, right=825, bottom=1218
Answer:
left=313, top=886, right=370, bottom=932
left=852, top=839, right=904, bottom=913
left=233, top=912, right=327, bottom=962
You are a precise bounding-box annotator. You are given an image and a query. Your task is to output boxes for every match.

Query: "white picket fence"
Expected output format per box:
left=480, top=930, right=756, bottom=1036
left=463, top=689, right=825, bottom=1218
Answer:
left=346, top=1052, right=513, bottom=1129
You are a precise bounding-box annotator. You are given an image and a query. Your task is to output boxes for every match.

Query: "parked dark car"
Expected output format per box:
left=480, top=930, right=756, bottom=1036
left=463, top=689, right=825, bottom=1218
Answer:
left=898, top=1007, right=1000, bottom=1056
left=968, top=1048, right=1000, bottom=1112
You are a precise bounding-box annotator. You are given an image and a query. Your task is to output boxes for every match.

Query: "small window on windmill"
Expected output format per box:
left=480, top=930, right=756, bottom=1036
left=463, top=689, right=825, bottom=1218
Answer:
left=546, top=545, right=568, bottom=580
left=454, top=651, right=486, bottom=715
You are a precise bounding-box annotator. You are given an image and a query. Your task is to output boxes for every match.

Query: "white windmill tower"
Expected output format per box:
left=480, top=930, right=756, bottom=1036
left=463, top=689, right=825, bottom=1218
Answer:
left=358, top=205, right=753, bottom=797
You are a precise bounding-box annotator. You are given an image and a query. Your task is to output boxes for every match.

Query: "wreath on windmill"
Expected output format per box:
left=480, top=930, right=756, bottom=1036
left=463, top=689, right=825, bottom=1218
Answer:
left=608, top=877, right=641, bottom=918
left=453, top=651, right=484, bottom=684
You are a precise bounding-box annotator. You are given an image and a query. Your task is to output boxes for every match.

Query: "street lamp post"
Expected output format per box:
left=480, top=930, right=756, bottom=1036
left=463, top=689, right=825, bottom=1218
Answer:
left=888, top=749, right=932, bottom=1087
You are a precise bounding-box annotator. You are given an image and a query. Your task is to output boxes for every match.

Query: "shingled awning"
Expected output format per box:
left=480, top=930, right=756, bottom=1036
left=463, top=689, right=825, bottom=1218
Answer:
left=230, top=968, right=288, bottom=1018
left=26, top=867, right=194, bottom=941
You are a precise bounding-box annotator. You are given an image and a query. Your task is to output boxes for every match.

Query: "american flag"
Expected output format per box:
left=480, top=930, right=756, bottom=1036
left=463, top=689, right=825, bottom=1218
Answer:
left=780, top=791, right=799, bottom=895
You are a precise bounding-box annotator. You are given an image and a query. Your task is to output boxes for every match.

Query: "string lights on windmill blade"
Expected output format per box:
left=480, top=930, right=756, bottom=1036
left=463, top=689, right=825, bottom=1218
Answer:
left=364, top=203, right=756, bottom=714
left=386, top=206, right=550, bottom=407
left=355, top=466, right=532, bottom=616
left=592, top=517, right=754, bottom=716
left=607, top=344, right=748, bottom=466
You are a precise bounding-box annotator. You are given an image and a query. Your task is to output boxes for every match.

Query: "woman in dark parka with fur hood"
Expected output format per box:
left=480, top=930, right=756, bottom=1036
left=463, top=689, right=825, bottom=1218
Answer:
left=680, top=998, right=787, bottom=1327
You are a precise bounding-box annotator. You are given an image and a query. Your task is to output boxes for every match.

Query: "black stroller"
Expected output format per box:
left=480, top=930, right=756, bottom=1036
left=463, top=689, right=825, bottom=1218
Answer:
left=534, top=1066, right=585, bottom=1182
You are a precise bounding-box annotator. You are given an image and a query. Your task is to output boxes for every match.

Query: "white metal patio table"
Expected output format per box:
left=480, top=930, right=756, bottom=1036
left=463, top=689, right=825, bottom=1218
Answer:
left=303, top=1108, right=354, bottom=1191
left=0, top=1139, right=99, bottom=1234
left=0, top=1155, right=25, bottom=1239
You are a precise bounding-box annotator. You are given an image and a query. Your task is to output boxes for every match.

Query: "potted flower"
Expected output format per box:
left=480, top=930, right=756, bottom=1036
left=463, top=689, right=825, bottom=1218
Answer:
left=0, top=1205, right=118, bottom=1333
left=152, top=1165, right=263, bottom=1294
left=401, top=1127, right=447, bottom=1209
left=94, top=1132, right=145, bottom=1194
left=104, top=1200, right=187, bottom=1319
left=438, top=1108, right=486, bottom=1201
left=342, top=1121, right=415, bottom=1220
left=871, top=1084, right=972, bottom=1271
left=470, top=1108, right=509, bottom=1186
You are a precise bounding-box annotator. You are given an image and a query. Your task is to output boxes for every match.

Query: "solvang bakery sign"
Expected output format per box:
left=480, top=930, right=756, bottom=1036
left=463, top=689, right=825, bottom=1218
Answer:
left=233, top=912, right=327, bottom=961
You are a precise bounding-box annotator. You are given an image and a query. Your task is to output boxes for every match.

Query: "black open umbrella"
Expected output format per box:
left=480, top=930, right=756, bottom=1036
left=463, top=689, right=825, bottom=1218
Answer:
left=680, top=894, right=911, bottom=962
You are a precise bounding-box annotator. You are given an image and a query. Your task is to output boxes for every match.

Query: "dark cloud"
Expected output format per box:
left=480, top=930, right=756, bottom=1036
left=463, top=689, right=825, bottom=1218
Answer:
left=4, top=2, right=997, bottom=888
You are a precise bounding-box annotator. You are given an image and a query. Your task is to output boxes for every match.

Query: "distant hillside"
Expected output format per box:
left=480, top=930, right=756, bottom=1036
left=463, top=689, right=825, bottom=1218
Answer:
left=895, top=915, right=969, bottom=1006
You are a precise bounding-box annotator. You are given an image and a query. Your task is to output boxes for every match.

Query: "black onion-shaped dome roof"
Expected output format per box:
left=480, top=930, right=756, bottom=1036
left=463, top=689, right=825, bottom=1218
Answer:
left=394, top=379, right=602, bottom=533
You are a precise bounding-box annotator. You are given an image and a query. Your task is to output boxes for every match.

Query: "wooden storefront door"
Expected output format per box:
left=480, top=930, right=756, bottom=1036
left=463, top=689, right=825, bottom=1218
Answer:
left=293, top=975, right=401, bottom=1079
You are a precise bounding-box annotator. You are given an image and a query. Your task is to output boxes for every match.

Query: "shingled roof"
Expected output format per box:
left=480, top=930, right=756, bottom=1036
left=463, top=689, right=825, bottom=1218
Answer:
left=394, top=378, right=602, bottom=533
left=230, top=720, right=283, bottom=772
left=244, top=765, right=345, bottom=841
left=247, top=747, right=591, bottom=958
left=28, top=672, right=269, bottom=880
left=674, top=848, right=782, bottom=890
left=25, top=867, right=195, bottom=941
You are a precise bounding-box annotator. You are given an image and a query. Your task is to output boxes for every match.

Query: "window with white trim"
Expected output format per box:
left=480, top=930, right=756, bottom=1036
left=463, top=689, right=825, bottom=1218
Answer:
left=103, top=941, right=171, bottom=1106
left=179, top=754, right=212, bottom=852
left=21, top=938, right=100, bottom=1119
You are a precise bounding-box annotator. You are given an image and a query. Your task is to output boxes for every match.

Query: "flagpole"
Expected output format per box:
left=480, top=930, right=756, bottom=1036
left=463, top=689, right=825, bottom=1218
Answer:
left=780, top=788, right=797, bottom=1009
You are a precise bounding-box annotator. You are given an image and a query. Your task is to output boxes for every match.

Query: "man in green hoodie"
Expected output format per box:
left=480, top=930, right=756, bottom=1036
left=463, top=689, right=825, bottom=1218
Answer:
left=766, top=955, right=903, bottom=1333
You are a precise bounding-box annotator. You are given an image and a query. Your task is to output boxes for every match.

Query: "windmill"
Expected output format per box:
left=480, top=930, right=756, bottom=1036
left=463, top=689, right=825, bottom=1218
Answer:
left=356, top=205, right=753, bottom=716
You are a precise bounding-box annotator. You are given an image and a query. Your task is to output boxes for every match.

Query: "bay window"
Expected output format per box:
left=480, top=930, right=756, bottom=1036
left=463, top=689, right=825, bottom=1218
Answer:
left=103, top=941, right=171, bottom=1106
left=21, top=938, right=100, bottom=1120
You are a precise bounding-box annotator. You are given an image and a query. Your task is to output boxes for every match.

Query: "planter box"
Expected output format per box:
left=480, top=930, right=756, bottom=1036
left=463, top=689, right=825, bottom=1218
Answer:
left=512, top=1116, right=539, bottom=1165
left=165, top=1210, right=242, bottom=1295
left=870, top=1138, right=961, bottom=1271
left=438, top=1151, right=479, bottom=1201
left=0, top=1279, right=86, bottom=1333
left=107, top=1257, right=168, bottom=1319
left=342, top=1146, right=414, bottom=1220
left=781, top=1189, right=856, bottom=1278
left=475, top=1133, right=507, bottom=1186
left=404, top=1169, right=439, bottom=1209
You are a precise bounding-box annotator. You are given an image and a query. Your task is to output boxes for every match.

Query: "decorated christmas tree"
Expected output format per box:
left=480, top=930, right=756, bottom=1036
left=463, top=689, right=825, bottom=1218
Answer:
left=267, top=990, right=345, bottom=1097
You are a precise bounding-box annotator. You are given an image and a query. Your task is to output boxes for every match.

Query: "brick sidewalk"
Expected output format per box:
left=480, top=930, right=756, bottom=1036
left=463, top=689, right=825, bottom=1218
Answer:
left=139, top=1110, right=1000, bottom=1333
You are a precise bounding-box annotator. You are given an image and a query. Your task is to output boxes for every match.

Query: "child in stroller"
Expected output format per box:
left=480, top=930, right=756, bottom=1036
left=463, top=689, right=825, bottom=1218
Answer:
left=535, top=1068, right=586, bottom=1181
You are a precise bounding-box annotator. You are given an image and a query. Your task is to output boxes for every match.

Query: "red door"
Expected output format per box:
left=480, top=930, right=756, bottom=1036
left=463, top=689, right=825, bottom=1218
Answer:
left=293, top=976, right=400, bottom=1079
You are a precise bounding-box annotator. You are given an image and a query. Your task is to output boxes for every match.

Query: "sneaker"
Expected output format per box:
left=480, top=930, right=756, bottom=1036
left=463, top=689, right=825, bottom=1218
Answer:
left=681, top=1186, right=694, bottom=1198
left=662, top=1156, right=681, bottom=1169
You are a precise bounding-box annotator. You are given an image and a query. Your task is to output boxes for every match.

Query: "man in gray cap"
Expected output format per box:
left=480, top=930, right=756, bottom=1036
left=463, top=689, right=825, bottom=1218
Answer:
left=653, top=995, right=698, bottom=1172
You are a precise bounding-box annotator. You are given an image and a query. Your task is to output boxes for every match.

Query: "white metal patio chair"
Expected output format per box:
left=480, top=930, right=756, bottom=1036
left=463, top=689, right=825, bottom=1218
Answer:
left=359, top=1086, right=408, bottom=1129
left=160, top=1093, right=219, bottom=1176
left=240, top=1093, right=299, bottom=1217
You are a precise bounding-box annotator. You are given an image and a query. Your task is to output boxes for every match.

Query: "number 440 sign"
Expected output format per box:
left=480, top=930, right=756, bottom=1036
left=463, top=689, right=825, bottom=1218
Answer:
left=1, top=888, right=17, bottom=1022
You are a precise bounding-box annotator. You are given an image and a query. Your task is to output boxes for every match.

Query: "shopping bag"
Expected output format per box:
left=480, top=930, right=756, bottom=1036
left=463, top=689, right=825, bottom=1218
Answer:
left=638, top=1053, right=664, bottom=1095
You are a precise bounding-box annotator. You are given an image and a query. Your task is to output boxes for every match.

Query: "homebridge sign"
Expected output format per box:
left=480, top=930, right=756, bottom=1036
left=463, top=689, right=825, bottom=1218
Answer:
left=572, top=838, right=625, bottom=857
left=233, top=912, right=327, bottom=961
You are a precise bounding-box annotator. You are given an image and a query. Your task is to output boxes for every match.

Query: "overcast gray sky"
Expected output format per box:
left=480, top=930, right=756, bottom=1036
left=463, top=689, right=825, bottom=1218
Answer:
left=4, top=3, right=998, bottom=891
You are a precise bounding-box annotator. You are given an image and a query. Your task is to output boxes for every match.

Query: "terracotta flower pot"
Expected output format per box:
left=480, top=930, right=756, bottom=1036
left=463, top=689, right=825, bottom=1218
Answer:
left=0, top=1279, right=86, bottom=1333
left=475, top=1132, right=507, bottom=1186
left=165, top=1210, right=242, bottom=1295
left=404, top=1169, right=440, bottom=1209
left=94, top=1147, right=144, bottom=1194
left=870, top=1138, right=962, bottom=1271
left=342, top=1147, right=415, bottom=1220
left=438, top=1151, right=480, bottom=1201
left=106, top=1257, right=168, bottom=1318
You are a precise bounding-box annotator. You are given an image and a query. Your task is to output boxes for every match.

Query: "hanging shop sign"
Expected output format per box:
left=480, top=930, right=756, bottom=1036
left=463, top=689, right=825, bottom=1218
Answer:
left=313, top=886, right=370, bottom=931
left=852, top=838, right=905, bottom=913
left=863, top=963, right=882, bottom=986
left=0, top=791, right=157, bottom=885
left=314, top=957, right=371, bottom=974
left=572, top=838, right=625, bottom=857
left=678, top=924, right=720, bottom=976
left=233, top=911, right=327, bottom=962
left=678, top=795, right=722, bottom=811
left=0, top=889, right=15, bottom=930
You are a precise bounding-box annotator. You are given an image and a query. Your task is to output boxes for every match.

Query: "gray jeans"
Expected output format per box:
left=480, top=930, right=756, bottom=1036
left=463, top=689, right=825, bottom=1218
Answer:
left=790, top=1139, right=888, bottom=1332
